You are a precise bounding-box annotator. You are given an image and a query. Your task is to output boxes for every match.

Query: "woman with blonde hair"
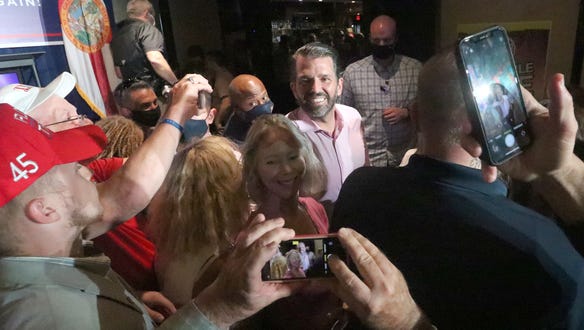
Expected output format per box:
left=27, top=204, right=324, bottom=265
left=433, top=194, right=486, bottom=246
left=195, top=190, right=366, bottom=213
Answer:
left=147, top=135, right=249, bottom=307
left=240, top=114, right=338, bottom=329
left=242, top=114, right=328, bottom=234
left=283, top=249, right=306, bottom=279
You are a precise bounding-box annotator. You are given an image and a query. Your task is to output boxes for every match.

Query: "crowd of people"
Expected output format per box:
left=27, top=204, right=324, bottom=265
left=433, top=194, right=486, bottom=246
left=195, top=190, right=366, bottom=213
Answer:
left=0, top=0, right=584, bottom=328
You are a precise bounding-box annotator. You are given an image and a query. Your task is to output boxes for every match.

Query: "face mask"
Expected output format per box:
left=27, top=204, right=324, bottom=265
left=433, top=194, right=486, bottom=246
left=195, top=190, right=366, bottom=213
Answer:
left=372, top=44, right=395, bottom=60
left=183, top=119, right=208, bottom=141
left=241, top=100, right=273, bottom=123
left=131, top=106, right=161, bottom=127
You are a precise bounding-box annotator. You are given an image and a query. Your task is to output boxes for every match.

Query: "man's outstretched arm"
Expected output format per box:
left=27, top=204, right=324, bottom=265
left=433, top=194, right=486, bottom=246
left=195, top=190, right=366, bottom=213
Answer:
left=85, top=74, right=212, bottom=239
left=462, top=73, right=584, bottom=224
left=146, top=50, right=179, bottom=85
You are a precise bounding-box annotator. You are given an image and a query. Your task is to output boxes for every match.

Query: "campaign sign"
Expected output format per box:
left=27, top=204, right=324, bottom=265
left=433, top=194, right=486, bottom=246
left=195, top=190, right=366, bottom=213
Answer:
left=0, top=0, right=63, bottom=48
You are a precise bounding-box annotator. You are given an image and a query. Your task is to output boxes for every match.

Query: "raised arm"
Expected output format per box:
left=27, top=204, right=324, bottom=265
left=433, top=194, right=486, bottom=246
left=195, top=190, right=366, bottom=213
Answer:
left=146, top=50, right=179, bottom=85
left=84, top=74, right=212, bottom=239
left=532, top=154, right=584, bottom=224
left=462, top=73, right=584, bottom=224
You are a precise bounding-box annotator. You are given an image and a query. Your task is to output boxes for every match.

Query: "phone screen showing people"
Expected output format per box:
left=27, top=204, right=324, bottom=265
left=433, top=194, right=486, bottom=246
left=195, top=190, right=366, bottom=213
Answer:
left=261, top=235, right=346, bottom=281
left=458, top=26, right=531, bottom=165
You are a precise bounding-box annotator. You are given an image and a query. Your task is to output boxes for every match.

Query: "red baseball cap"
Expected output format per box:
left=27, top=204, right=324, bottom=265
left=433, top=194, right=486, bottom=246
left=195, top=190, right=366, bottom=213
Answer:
left=0, top=104, right=106, bottom=207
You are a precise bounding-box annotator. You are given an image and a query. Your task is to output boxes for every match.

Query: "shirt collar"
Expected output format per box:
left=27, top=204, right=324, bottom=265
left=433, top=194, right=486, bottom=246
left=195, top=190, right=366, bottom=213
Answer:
left=293, top=106, right=344, bottom=138
left=371, top=55, right=402, bottom=80
left=0, top=255, right=112, bottom=275
left=406, top=155, right=508, bottom=197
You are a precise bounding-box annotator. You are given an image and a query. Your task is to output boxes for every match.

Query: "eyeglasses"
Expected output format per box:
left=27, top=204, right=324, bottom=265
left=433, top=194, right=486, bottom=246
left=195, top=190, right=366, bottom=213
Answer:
left=44, top=114, right=88, bottom=128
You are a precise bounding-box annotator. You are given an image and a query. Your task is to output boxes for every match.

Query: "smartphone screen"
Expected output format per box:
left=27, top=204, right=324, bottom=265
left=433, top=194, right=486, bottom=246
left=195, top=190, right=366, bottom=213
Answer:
left=261, top=235, right=346, bottom=281
left=458, top=26, right=531, bottom=165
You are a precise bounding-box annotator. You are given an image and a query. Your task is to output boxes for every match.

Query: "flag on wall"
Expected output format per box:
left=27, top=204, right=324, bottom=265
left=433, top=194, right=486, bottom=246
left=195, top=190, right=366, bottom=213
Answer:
left=59, top=0, right=118, bottom=117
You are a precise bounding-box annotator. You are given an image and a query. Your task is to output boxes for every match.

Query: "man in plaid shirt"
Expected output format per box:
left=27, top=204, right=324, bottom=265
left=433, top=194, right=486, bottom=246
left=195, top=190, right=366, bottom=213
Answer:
left=341, top=15, right=421, bottom=167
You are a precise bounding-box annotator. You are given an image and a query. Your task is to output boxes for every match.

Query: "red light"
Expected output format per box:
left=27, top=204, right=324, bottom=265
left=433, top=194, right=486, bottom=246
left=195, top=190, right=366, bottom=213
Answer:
left=355, top=14, right=361, bottom=21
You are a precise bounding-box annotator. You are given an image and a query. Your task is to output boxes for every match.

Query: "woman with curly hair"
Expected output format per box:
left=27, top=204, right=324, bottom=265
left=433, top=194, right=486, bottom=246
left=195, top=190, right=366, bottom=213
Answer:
left=95, top=115, right=144, bottom=159
left=147, top=135, right=249, bottom=307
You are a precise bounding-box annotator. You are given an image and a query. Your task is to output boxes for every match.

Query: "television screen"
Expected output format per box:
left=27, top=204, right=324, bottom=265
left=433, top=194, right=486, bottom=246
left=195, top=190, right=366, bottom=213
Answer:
left=0, top=71, right=20, bottom=88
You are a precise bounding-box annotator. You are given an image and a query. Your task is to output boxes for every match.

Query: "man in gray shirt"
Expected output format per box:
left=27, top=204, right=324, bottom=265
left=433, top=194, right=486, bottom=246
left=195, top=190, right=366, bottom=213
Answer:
left=341, top=15, right=421, bottom=167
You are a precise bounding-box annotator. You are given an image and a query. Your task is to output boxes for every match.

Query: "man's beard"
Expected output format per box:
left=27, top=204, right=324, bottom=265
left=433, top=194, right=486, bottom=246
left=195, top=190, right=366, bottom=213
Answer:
left=297, top=92, right=337, bottom=119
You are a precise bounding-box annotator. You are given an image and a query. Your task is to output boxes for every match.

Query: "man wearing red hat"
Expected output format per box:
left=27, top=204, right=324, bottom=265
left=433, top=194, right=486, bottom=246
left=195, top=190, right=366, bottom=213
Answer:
left=0, top=72, right=367, bottom=329
left=0, top=75, right=251, bottom=328
left=0, top=72, right=434, bottom=329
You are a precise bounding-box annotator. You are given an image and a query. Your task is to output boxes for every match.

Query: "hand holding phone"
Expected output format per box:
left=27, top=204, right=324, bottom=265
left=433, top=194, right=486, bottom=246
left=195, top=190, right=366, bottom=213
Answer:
left=457, top=26, right=531, bottom=165
left=261, top=234, right=347, bottom=281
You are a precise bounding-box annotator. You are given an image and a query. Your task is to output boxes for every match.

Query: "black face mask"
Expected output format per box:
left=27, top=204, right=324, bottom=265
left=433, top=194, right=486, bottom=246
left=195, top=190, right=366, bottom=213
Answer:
left=239, top=100, right=273, bottom=123
left=372, top=44, right=395, bottom=60
left=131, top=106, right=161, bottom=127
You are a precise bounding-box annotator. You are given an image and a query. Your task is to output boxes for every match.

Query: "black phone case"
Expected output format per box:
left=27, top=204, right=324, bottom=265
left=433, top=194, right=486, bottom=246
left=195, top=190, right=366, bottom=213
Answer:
left=456, top=25, right=531, bottom=165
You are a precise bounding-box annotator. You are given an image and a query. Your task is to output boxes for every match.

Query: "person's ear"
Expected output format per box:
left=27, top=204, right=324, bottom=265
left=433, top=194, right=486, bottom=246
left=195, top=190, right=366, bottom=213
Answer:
left=290, top=81, right=298, bottom=99
left=337, top=76, right=344, bottom=96
left=24, top=197, right=61, bottom=224
left=206, top=108, right=217, bottom=125
left=119, top=106, right=132, bottom=118
left=460, top=110, right=472, bottom=138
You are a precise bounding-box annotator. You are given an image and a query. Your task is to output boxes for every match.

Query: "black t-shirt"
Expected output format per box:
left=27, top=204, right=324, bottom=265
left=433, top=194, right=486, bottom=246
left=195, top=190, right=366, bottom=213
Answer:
left=111, top=19, right=166, bottom=89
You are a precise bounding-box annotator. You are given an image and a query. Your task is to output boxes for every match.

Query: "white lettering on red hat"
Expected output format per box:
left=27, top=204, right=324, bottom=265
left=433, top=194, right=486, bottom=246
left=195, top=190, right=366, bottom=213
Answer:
left=13, top=112, right=28, bottom=124
left=13, top=112, right=52, bottom=137
left=13, top=85, right=33, bottom=92
left=10, top=153, right=39, bottom=182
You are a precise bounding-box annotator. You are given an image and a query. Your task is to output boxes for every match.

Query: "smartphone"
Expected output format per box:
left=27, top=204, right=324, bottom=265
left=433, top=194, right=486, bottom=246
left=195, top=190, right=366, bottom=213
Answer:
left=457, top=25, right=531, bottom=165
left=261, top=234, right=347, bottom=281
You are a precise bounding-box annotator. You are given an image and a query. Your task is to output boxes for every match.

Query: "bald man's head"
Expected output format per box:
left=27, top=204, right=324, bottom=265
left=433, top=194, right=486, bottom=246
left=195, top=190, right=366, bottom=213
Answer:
left=370, top=15, right=396, bottom=41
left=228, top=74, right=271, bottom=112
left=369, top=15, right=397, bottom=61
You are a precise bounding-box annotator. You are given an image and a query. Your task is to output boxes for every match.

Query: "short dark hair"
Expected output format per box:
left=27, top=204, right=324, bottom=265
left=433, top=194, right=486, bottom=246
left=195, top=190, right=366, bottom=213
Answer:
left=114, top=79, right=153, bottom=108
left=290, top=42, right=340, bottom=82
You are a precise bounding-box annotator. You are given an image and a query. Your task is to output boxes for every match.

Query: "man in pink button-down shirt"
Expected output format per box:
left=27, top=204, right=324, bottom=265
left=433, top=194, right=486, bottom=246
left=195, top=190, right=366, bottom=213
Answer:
left=287, top=42, right=368, bottom=216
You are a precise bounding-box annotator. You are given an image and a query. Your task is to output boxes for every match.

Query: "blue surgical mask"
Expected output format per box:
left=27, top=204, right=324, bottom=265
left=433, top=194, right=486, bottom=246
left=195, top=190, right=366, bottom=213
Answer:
left=241, top=100, right=273, bottom=122
left=183, top=119, right=208, bottom=141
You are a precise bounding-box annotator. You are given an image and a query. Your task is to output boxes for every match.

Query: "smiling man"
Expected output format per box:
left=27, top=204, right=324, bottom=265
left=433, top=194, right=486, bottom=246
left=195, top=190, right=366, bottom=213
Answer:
left=286, top=42, right=368, bottom=216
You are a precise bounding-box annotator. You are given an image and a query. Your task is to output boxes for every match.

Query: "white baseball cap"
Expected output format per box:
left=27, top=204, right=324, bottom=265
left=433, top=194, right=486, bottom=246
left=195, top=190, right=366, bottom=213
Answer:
left=0, top=72, right=76, bottom=114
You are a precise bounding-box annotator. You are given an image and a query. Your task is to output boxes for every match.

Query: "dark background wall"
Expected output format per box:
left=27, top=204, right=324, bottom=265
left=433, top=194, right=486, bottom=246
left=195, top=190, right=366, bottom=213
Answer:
left=64, top=0, right=584, bottom=96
